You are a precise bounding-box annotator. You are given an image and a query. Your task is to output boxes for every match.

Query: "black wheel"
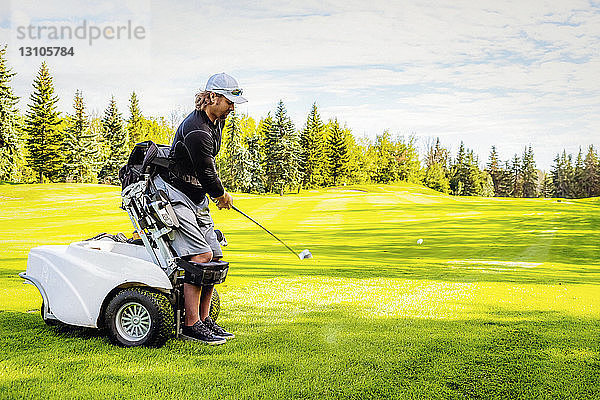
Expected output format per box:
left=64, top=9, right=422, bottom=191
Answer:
left=209, top=289, right=220, bottom=322
left=105, top=287, right=174, bottom=347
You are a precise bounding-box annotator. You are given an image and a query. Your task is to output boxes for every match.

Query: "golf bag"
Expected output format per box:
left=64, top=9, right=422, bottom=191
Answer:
left=119, top=142, right=229, bottom=334
left=118, top=141, right=171, bottom=191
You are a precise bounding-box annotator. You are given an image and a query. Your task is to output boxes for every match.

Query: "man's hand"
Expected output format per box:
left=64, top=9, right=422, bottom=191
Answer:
left=215, top=192, right=233, bottom=209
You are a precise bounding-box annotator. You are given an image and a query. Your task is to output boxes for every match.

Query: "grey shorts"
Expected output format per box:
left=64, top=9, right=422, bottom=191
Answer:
left=152, top=175, right=222, bottom=259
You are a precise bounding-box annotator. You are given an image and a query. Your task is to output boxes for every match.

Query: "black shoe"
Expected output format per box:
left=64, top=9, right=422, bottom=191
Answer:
left=203, top=316, right=235, bottom=339
left=181, top=321, right=226, bottom=345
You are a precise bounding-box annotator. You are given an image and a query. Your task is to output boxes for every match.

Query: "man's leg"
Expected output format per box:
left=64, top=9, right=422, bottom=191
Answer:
left=199, top=285, right=214, bottom=320
left=185, top=243, right=234, bottom=339
left=184, top=251, right=212, bottom=326
left=197, top=255, right=222, bottom=320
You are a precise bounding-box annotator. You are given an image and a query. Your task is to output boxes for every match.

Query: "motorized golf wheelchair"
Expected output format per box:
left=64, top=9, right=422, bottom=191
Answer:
left=19, top=141, right=229, bottom=347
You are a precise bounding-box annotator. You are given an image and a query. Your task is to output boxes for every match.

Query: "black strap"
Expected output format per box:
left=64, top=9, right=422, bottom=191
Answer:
left=151, top=157, right=171, bottom=169
left=176, top=259, right=229, bottom=272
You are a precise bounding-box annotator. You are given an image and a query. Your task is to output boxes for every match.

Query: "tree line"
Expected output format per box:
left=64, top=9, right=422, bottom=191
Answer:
left=0, top=49, right=598, bottom=198
left=423, top=140, right=599, bottom=199
left=0, top=52, right=176, bottom=184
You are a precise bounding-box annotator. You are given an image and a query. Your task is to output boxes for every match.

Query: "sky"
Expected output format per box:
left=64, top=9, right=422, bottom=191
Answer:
left=1, top=0, right=599, bottom=170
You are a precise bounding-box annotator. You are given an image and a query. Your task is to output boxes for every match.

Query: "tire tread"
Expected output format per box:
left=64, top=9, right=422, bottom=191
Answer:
left=105, top=287, right=174, bottom=347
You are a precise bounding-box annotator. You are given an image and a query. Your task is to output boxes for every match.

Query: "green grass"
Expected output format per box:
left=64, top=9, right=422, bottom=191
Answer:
left=1, top=183, right=599, bottom=399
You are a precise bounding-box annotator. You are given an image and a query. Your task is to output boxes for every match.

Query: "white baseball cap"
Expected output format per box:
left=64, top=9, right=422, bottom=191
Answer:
left=205, top=72, right=247, bottom=104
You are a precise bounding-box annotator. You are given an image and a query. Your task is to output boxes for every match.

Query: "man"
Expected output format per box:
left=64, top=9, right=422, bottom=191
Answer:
left=154, top=72, right=247, bottom=345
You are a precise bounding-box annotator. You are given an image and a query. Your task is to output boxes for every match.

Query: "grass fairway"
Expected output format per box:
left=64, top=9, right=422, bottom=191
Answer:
left=1, top=182, right=599, bottom=399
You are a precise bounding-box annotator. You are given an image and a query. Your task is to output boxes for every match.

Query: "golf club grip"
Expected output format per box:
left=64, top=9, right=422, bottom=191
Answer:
left=231, top=205, right=298, bottom=256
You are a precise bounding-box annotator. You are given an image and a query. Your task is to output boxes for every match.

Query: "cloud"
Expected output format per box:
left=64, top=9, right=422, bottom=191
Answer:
left=2, top=0, right=599, bottom=170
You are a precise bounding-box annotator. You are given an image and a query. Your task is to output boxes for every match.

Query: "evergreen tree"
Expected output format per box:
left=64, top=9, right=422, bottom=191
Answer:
left=501, top=160, right=511, bottom=196
left=486, top=146, right=501, bottom=177
left=425, top=137, right=450, bottom=172
left=496, top=168, right=512, bottom=197
left=87, top=110, right=104, bottom=165
left=551, top=151, right=574, bottom=198
left=245, top=132, right=265, bottom=193
left=449, top=143, right=493, bottom=196
left=0, top=46, right=21, bottom=181
left=263, top=111, right=284, bottom=193
left=521, top=146, right=537, bottom=198
left=98, top=97, right=128, bottom=184
left=563, top=151, right=575, bottom=198
left=258, top=113, right=273, bottom=186
left=127, top=91, right=143, bottom=148
left=299, top=103, right=325, bottom=188
left=24, top=62, right=63, bottom=183
left=466, top=150, right=493, bottom=196
left=449, top=142, right=469, bottom=195
left=465, top=150, right=479, bottom=196
left=464, top=150, right=478, bottom=195
left=280, top=116, right=302, bottom=193
left=325, top=118, right=350, bottom=186
left=62, top=90, right=99, bottom=183
left=540, top=172, right=553, bottom=198
left=486, top=146, right=510, bottom=197
left=263, top=101, right=301, bottom=194
left=254, top=115, right=270, bottom=162
left=423, top=138, right=451, bottom=193
left=221, top=111, right=251, bottom=192
left=509, top=154, right=522, bottom=197
left=583, top=145, right=600, bottom=197
left=573, top=148, right=585, bottom=198
left=550, top=153, right=563, bottom=198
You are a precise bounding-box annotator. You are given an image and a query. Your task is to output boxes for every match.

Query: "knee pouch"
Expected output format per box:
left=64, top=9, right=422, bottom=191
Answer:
left=176, top=259, right=229, bottom=286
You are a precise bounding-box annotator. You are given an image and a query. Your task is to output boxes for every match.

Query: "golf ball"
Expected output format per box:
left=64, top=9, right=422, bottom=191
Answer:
left=417, top=239, right=424, bottom=245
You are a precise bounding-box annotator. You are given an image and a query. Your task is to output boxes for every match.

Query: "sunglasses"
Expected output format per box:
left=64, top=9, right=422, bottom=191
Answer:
left=213, top=88, right=243, bottom=97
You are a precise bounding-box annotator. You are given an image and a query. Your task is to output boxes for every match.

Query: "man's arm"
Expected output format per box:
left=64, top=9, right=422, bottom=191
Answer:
left=184, top=130, right=225, bottom=198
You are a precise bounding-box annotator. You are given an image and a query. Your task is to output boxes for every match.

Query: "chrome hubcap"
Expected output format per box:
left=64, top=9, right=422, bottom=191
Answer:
left=115, top=302, right=151, bottom=342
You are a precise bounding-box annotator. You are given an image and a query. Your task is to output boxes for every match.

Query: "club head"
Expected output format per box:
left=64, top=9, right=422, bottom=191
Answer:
left=298, top=249, right=312, bottom=260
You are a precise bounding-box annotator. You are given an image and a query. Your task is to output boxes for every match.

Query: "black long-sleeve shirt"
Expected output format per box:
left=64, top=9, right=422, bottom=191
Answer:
left=163, top=110, right=225, bottom=203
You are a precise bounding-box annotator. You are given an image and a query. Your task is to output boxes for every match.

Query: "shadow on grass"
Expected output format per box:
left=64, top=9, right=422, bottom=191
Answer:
left=0, top=263, right=27, bottom=279
left=1, top=303, right=599, bottom=399
left=0, top=269, right=25, bottom=281
left=224, top=214, right=600, bottom=285
left=226, top=249, right=600, bottom=286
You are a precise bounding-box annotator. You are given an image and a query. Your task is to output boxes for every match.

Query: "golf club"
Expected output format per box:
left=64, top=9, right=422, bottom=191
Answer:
left=231, top=205, right=312, bottom=260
